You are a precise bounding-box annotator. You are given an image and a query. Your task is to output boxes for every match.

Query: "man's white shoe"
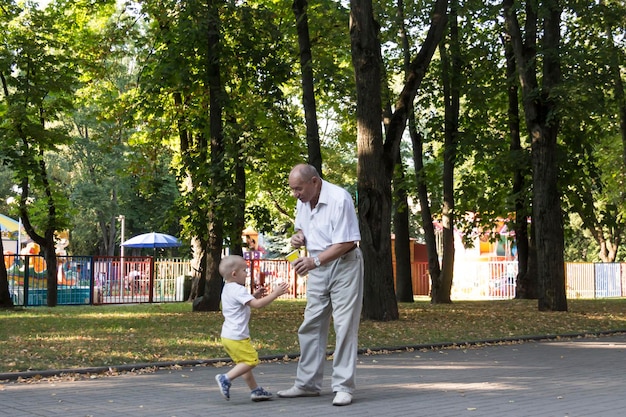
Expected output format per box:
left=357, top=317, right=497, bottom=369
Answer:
left=333, top=392, right=352, bottom=406
left=277, top=386, right=320, bottom=398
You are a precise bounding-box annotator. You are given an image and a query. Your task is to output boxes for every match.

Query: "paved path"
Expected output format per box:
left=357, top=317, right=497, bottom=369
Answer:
left=2, top=333, right=626, bottom=417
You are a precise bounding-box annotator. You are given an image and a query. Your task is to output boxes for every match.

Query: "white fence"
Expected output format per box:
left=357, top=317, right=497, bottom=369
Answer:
left=448, top=261, right=626, bottom=300
left=251, top=259, right=626, bottom=301
left=564, top=262, right=625, bottom=299
left=451, top=261, right=518, bottom=300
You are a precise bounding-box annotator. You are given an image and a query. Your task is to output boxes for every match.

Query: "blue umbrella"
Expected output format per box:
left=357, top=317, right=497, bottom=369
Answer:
left=122, top=232, right=181, bottom=248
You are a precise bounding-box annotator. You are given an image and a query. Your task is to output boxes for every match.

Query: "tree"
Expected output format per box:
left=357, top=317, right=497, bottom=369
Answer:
left=139, top=0, right=303, bottom=308
left=178, top=0, right=228, bottom=311
left=350, top=0, right=448, bottom=320
left=0, top=232, right=14, bottom=308
left=62, top=4, right=148, bottom=256
left=392, top=157, right=414, bottom=302
left=503, top=0, right=567, bottom=311
left=430, top=0, right=460, bottom=303
left=401, top=4, right=441, bottom=300
left=0, top=3, right=80, bottom=306
left=292, top=0, right=322, bottom=174
left=558, top=0, right=626, bottom=264
left=502, top=31, right=536, bottom=298
left=390, top=0, right=413, bottom=303
left=0, top=2, right=15, bottom=307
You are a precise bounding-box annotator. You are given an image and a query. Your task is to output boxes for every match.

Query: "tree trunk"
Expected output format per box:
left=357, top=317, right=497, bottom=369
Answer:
left=102, top=181, right=118, bottom=257
left=107, top=214, right=117, bottom=256
left=432, top=2, right=459, bottom=304
left=292, top=0, right=322, bottom=175
left=503, top=0, right=567, bottom=311
left=21, top=214, right=58, bottom=307
left=350, top=0, right=447, bottom=318
left=194, top=0, right=227, bottom=312
left=230, top=142, right=245, bottom=256
left=43, top=240, right=58, bottom=307
left=390, top=0, right=448, bottom=301
left=410, top=129, right=441, bottom=296
left=397, top=0, right=445, bottom=298
left=393, top=156, right=414, bottom=302
left=393, top=0, right=414, bottom=303
left=19, top=165, right=59, bottom=307
left=189, top=236, right=205, bottom=301
left=502, top=31, right=535, bottom=298
left=199, top=217, right=224, bottom=311
left=532, top=123, right=567, bottom=311
left=534, top=2, right=566, bottom=312
left=0, top=237, right=14, bottom=308
left=350, top=0, right=398, bottom=321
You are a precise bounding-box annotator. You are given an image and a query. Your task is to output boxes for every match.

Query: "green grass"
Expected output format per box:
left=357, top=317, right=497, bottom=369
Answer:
left=1, top=298, right=625, bottom=374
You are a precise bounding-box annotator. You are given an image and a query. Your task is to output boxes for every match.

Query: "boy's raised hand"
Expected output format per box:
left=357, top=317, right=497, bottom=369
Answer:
left=273, top=281, right=289, bottom=296
left=252, top=286, right=267, bottom=298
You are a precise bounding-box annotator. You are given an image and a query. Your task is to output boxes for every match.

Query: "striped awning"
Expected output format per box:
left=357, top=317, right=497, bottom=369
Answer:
left=0, top=214, right=20, bottom=232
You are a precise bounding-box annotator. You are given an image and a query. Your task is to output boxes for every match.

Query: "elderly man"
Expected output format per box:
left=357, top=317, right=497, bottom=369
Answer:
left=278, top=164, right=364, bottom=406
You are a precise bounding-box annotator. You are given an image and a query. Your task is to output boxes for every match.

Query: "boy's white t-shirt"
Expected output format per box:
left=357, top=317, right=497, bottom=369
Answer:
left=220, top=282, right=255, bottom=340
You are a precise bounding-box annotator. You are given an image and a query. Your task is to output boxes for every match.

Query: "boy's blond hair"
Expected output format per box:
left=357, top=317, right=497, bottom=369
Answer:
left=219, top=255, right=244, bottom=281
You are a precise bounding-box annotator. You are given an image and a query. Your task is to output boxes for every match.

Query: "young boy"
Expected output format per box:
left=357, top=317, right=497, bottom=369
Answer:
left=215, top=255, right=289, bottom=402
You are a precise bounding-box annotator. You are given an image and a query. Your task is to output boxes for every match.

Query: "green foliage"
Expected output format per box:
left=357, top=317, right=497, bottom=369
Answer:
left=0, top=2, right=79, bottom=236
left=0, top=165, right=16, bottom=215
left=46, top=0, right=181, bottom=255
left=557, top=1, right=626, bottom=261
left=400, top=0, right=521, bottom=243
left=563, top=213, right=600, bottom=262
left=1, top=0, right=624, bottom=267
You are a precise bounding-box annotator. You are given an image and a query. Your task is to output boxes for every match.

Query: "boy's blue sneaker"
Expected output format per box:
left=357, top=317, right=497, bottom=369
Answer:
left=250, top=386, right=273, bottom=402
left=215, top=374, right=231, bottom=400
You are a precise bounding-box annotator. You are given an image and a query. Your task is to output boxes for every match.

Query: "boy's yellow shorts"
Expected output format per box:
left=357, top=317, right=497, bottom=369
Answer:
left=221, top=337, right=260, bottom=367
